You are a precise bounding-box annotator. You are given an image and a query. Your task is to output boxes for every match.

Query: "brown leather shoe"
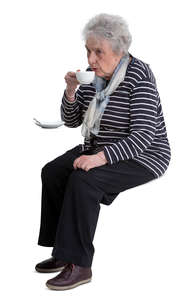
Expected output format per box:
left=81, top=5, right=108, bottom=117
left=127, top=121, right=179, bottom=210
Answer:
left=35, top=257, right=67, bottom=273
left=46, top=263, right=92, bottom=290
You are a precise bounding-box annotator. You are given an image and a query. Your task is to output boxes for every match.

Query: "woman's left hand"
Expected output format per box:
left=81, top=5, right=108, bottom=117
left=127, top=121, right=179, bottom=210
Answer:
left=73, top=152, right=107, bottom=172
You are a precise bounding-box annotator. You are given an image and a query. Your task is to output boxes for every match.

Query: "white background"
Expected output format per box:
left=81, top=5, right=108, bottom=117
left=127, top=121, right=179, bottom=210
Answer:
left=0, top=0, right=188, bottom=299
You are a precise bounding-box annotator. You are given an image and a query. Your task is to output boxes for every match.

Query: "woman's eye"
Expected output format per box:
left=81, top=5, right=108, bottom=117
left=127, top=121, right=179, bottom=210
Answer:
left=96, top=49, right=102, bottom=55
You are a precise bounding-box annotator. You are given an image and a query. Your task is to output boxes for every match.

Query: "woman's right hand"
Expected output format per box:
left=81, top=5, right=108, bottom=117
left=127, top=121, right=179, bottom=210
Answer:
left=64, top=71, right=80, bottom=93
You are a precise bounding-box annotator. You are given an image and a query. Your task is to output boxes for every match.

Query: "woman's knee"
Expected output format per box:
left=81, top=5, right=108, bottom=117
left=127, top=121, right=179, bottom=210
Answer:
left=41, top=161, right=58, bottom=181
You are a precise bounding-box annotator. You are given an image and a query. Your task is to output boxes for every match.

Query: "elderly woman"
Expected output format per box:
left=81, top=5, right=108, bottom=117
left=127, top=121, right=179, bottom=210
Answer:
left=35, top=13, right=171, bottom=291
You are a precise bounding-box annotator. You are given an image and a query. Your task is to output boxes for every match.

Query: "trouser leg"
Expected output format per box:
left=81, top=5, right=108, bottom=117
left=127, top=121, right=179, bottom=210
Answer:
left=51, top=159, right=155, bottom=267
left=37, top=145, right=82, bottom=246
left=52, top=170, right=102, bottom=267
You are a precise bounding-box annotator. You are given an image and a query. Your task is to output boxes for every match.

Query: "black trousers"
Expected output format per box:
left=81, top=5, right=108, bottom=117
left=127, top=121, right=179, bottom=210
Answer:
left=37, top=144, right=155, bottom=267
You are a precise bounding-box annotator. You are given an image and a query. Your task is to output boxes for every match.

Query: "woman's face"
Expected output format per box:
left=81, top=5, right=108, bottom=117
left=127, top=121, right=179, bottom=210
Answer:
left=85, top=36, right=123, bottom=80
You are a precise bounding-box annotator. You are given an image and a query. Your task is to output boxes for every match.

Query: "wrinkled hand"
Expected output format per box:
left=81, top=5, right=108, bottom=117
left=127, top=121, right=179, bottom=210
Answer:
left=64, top=71, right=80, bottom=92
left=73, top=152, right=107, bottom=172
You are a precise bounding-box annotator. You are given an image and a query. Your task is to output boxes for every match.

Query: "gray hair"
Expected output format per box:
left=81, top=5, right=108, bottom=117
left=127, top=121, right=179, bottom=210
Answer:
left=82, top=13, right=132, bottom=55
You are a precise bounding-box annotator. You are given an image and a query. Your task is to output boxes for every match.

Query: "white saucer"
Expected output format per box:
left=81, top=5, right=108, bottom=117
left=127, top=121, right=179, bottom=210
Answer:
left=33, top=118, right=64, bottom=129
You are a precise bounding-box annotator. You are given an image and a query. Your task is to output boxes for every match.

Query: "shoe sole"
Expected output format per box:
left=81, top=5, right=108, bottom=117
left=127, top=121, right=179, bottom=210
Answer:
left=35, top=266, right=66, bottom=273
left=46, top=278, right=92, bottom=290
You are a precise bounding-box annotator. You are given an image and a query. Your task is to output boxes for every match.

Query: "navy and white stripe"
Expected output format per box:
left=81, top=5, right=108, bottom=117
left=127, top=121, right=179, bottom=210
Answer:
left=61, top=53, right=171, bottom=178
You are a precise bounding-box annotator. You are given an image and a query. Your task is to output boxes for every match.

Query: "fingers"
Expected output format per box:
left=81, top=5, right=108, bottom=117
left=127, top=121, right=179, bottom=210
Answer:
left=67, top=71, right=76, bottom=78
left=64, top=71, right=80, bottom=89
left=73, top=155, right=100, bottom=172
left=73, top=155, right=88, bottom=171
left=64, top=72, right=78, bottom=81
left=73, top=156, right=83, bottom=170
left=64, top=72, right=76, bottom=82
left=73, top=157, right=78, bottom=170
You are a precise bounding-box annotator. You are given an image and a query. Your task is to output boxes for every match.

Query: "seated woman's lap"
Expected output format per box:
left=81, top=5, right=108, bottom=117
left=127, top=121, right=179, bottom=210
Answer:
left=41, top=144, right=155, bottom=205
left=64, top=159, right=155, bottom=205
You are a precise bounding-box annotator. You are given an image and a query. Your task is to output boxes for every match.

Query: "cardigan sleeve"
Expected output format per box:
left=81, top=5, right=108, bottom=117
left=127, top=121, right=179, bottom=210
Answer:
left=103, top=76, right=158, bottom=164
left=60, top=87, right=84, bottom=128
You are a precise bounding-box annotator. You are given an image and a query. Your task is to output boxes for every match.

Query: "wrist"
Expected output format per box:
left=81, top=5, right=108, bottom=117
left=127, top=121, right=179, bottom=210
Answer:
left=66, top=89, right=76, bottom=101
left=66, top=86, right=76, bottom=95
left=97, top=151, right=107, bottom=163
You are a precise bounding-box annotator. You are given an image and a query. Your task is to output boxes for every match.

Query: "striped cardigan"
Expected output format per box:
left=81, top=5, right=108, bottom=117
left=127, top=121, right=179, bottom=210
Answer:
left=61, top=53, right=171, bottom=178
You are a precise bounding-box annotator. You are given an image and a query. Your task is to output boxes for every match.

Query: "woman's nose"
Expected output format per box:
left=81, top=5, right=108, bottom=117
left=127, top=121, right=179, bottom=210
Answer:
left=88, top=51, right=97, bottom=65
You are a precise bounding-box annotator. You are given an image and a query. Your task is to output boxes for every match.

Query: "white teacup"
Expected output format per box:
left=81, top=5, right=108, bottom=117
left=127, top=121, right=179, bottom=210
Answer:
left=76, top=71, right=95, bottom=84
